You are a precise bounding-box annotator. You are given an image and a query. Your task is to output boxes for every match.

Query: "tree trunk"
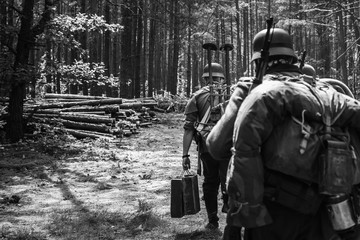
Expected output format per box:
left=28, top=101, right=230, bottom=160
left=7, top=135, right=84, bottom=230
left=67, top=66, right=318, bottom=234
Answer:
left=185, top=0, right=192, bottom=96
left=120, top=0, right=133, bottom=98
left=148, top=1, right=157, bottom=97
left=337, top=7, right=348, bottom=84
left=134, top=0, right=143, bottom=98
left=166, top=1, right=174, bottom=95
left=7, top=0, right=35, bottom=142
left=171, top=0, right=180, bottom=95
left=243, top=2, right=249, bottom=76
left=104, top=0, right=111, bottom=77
left=235, top=0, right=242, bottom=78
left=80, top=0, right=88, bottom=96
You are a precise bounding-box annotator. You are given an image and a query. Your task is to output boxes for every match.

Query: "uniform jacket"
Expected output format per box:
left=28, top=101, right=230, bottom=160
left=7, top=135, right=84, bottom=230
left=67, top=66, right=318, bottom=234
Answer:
left=206, top=81, right=250, bottom=161
left=184, top=85, right=226, bottom=152
left=224, top=74, right=360, bottom=228
left=183, top=86, right=211, bottom=131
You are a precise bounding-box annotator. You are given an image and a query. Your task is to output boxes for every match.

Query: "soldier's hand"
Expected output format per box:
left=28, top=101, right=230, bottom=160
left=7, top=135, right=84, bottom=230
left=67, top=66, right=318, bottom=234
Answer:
left=182, top=156, right=190, bottom=170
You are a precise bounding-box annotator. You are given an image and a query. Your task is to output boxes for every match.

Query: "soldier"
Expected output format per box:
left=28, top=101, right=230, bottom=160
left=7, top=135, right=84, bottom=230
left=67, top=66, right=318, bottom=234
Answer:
left=301, top=63, right=317, bottom=79
left=208, top=27, right=360, bottom=240
left=300, top=63, right=317, bottom=85
left=182, top=62, right=229, bottom=231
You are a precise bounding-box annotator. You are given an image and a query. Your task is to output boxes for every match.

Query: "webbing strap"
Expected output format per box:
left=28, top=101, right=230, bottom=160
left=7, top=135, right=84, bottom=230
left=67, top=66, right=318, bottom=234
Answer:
left=195, top=106, right=211, bottom=132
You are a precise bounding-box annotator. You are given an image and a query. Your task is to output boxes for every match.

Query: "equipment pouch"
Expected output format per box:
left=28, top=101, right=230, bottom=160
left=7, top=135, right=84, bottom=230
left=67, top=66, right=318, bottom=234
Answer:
left=264, top=170, right=323, bottom=215
left=319, top=139, right=355, bottom=195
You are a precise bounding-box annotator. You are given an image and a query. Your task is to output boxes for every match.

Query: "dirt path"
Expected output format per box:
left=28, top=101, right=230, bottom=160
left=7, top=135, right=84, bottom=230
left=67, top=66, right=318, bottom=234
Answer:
left=0, top=112, right=226, bottom=240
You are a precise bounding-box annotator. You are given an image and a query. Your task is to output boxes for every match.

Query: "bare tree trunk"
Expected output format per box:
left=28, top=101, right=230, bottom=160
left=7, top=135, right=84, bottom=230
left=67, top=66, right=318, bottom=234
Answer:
left=166, top=1, right=174, bottom=95
left=235, top=0, right=242, bottom=78
left=337, top=6, right=348, bottom=84
left=243, top=2, right=249, bottom=76
left=316, top=24, right=331, bottom=78
left=104, top=0, right=111, bottom=78
left=7, top=0, right=57, bottom=142
left=120, top=0, right=133, bottom=98
left=141, top=0, right=148, bottom=97
left=134, top=0, right=143, bottom=98
left=171, top=0, right=180, bottom=95
left=148, top=1, right=157, bottom=97
left=186, top=2, right=191, bottom=97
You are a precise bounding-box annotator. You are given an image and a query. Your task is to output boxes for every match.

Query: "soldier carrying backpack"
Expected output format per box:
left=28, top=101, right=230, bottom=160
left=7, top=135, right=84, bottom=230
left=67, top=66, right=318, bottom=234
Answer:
left=182, top=62, right=229, bottom=231
left=207, top=26, right=360, bottom=240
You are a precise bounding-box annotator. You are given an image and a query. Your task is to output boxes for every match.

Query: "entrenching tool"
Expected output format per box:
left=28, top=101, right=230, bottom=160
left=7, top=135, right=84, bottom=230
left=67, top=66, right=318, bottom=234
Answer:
left=202, top=42, right=218, bottom=108
left=198, top=42, right=217, bottom=176
left=220, top=43, right=234, bottom=100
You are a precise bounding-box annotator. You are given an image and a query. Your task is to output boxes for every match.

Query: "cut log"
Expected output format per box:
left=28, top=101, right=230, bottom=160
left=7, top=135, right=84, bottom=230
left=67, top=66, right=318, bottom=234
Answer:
left=37, top=98, right=123, bottom=109
left=45, top=99, right=90, bottom=103
left=24, top=109, right=61, bottom=114
left=60, top=128, right=114, bottom=139
left=60, top=119, right=111, bottom=133
left=44, top=93, right=110, bottom=100
left=32, top=113, right=60, bottom=118
left=69, top=111, right=107, bottom=115
left=60, top=105, right=119, bottom=113
left=119, top=102, right=157, bottom=109
left=60, top=113, right=114, bottom=124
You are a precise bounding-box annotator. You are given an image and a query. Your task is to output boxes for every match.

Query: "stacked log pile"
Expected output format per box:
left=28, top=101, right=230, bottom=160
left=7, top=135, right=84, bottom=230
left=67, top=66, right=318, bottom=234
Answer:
left=24, top=94, right=160, bottom=140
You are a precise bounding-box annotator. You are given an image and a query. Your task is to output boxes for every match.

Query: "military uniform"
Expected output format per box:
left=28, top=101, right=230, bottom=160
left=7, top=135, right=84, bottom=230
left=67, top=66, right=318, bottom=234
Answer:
left=225, top=75, right=360, bottom=240
left=183, top=85, right=228, bottom=228
left=182, top=63, right=228, bottom=230
left=207, top=27, right=360, bottom=240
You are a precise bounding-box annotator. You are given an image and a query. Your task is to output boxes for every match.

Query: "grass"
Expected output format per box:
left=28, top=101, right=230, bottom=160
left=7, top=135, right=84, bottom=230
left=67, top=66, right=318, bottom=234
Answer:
left=47, top=208, right=126, bottom=240
left=0, top=225, right=47, bottom=240
left=43, top=199, right=166, bottom=240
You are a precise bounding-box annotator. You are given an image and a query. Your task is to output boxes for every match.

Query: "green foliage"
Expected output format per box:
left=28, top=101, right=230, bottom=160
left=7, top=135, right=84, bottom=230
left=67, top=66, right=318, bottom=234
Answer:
left=52, top=13, right=123, bottom=33
left=57, top=60, right=119, bottom=87
left=33, top=13, right=124, bottom=94
left=47, top=13, right=123, bottom=45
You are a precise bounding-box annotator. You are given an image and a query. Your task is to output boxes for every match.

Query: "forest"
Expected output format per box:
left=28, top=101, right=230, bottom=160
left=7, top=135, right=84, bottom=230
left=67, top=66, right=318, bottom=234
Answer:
left=1, top=0, right=360, bottom=142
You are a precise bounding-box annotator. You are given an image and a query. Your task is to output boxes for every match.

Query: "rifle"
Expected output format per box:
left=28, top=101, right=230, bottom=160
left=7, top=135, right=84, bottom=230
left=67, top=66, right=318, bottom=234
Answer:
left=299, top=50, right=307, bottom=70
left=251, top=17, right=274, bottom=90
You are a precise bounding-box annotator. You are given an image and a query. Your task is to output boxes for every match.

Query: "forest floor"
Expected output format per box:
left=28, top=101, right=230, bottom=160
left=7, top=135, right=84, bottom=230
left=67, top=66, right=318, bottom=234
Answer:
left=0, top=112, right=226, bottom=240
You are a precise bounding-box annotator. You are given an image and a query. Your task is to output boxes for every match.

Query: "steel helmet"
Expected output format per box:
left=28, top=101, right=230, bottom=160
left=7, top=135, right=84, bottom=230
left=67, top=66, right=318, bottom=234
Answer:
left=251, top=28, right=298, bottom=63
left=301, top=64, right=316, bottom=79
left=202, top=63, right=225, bottom=78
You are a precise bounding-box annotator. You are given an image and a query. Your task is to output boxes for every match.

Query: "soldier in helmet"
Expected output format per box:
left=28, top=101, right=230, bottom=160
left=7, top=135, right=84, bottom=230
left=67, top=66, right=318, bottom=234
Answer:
left=208, top=27, right=360, bottom=240
left=182, top=62, right=229, bottom=231
left=301, top=63, right=317, bottom=79
left=299, top=63, right=317, bottom=85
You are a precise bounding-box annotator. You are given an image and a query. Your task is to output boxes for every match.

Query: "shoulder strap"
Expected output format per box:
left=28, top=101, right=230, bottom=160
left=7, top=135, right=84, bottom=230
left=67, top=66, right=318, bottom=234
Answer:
left=195, top=106, right=211, bottom=132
